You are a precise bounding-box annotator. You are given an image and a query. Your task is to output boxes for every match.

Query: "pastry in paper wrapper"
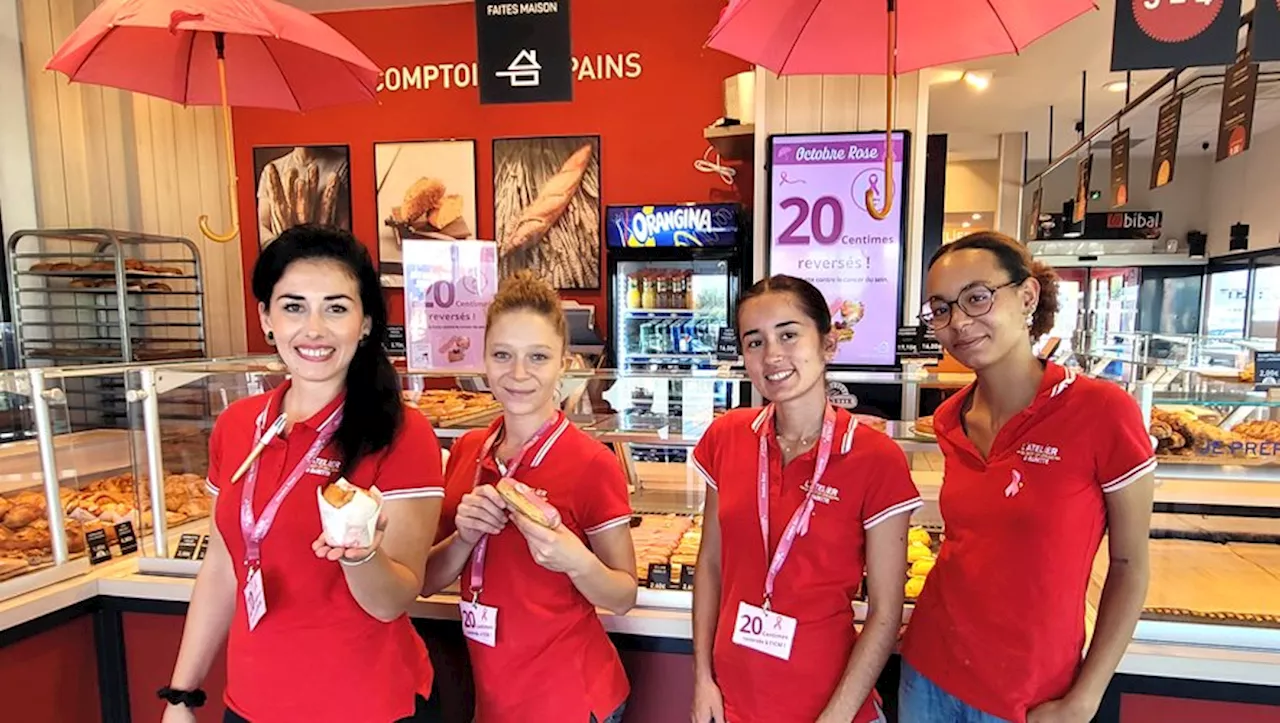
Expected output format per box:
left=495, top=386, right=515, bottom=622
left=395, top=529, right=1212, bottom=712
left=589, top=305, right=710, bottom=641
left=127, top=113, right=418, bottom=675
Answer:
left=316, top=478, right=383, bottom=547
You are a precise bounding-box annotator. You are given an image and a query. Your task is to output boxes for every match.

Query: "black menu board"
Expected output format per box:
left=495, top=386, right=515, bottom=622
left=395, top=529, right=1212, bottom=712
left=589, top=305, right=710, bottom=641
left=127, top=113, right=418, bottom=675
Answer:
left=1255, top=0, right=1280, bottom=61
left=1111, top=0, right=1241, bottom=71
left=1150, top=94, right=1183, bottom=189
left=1216, top=47, right=1259, bottom=162
left=1110, top=129, right=1131, bottom=208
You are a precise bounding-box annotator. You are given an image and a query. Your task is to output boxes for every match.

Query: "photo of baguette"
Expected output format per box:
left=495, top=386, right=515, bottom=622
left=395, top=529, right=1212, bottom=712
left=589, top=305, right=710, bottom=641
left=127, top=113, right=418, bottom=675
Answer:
left=374, top=140, right=479, bottom=286
left=253, top=145, right=352, bottom=248
left=494, top=135, right=601, bottom=290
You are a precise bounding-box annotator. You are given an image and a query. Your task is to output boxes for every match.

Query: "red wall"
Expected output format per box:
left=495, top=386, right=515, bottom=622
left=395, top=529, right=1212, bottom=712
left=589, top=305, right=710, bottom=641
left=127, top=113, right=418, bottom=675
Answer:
left=1121, top=693, right=1280, bottom=722
left=231, top=0, right=750, bottom=353
left=124, top=612, right=229, bottom=723
left=0, top=614, right=101, bottom=723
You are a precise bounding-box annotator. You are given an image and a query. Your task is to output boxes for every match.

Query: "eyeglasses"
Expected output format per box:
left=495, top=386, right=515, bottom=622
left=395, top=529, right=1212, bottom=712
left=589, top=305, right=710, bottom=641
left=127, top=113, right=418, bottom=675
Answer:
left=918, top=280, right=1020, bottom=330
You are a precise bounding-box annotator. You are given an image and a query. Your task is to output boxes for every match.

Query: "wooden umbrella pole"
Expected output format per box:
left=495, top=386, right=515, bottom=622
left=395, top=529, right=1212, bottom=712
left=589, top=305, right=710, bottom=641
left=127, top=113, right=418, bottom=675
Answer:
left=866, top=0, right=896, bottom=221
left=200, top=31, right=241, bottom=243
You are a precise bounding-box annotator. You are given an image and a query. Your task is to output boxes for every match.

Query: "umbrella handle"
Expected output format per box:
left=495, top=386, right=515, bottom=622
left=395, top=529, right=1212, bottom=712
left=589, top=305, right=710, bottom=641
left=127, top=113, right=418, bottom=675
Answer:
left=865, top=136, right=895, bottom=221
left=866, top=0, right=897, bottom=221
left=200, top=37, right=240, bottom=243
left=199, top=214, right=239, bottom=243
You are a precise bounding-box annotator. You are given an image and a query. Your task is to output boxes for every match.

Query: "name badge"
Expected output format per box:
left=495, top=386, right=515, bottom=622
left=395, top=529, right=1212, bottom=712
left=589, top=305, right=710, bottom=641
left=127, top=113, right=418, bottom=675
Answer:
left=731, top=601, right=796, bottom=661
left=459, top=600, right=498, bottom=647
left=245, top=567, right=267, bottom=631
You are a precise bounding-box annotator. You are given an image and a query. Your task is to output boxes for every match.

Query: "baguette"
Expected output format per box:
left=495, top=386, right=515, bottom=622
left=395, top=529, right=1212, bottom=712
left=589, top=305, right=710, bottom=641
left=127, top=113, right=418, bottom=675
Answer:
left=502, top=143, right=593, bottom=254
left=265, top=163, right=288, bottom=234
left=284, top=167, right=300, bottom=227
left=319, top=171, right=340, bottom=226
left=298, top=162, right=319, bottom=224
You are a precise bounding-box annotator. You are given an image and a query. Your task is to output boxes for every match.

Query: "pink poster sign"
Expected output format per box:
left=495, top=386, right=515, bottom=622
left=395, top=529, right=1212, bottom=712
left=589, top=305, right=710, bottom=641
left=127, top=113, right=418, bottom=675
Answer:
left=404, top=239, right=497, bottom=372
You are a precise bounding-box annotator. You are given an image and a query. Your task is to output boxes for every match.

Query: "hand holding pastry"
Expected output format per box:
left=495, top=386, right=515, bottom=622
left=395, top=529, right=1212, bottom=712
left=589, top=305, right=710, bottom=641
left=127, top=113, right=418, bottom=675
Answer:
left=312, top=511, right=386, bottom=563
left=508, top=502, right=592, bottom=576
left=454, top=485, right=509, bottom=544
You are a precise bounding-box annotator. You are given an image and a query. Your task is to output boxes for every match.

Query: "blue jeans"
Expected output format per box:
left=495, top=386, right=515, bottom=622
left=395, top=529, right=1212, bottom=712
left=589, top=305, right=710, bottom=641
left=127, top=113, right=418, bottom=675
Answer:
left=898, top=662, right=1010, bottom=723
left=590, top=702, right=626, bottom=723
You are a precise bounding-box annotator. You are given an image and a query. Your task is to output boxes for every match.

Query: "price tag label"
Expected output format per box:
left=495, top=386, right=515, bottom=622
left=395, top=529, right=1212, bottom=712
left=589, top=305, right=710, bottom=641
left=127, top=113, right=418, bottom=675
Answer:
left=459, top=600, right=498, bottom=647
left=646, top=562, right=672, bottom=590
left=114, top=521, right=138, bottom=555
left=85, top=528, right=112, bottom=565
left=679, top=564, right=696, bottom=591
left=731, top=601, right=797, bottom=661
left=174, top=533, right=201, bottom=560
left=196, top=535, right=210, bottom=561
left=715, top=327, right=739, bottom=362
left=1254, top=351, right=1280, bottom=390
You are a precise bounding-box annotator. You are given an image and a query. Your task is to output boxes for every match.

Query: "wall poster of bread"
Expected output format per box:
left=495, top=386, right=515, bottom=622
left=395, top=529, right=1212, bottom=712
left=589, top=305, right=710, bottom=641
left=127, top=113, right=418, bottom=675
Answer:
left=253, top=145, right=352, bottom=248
left=375, top=140, right=478, bottom=287
left=493, top=135, right=601, bottom=290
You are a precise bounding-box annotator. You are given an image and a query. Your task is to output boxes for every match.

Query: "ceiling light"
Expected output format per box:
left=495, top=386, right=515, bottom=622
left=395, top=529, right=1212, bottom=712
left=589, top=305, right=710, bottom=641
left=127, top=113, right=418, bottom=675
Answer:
left=971, top=213, right=982, bottom=220
left=962, top=221, right=972, bottom=228
left=1104, top=80, right=1129, bottom=93
left=962, top=71, right=991, bottom=91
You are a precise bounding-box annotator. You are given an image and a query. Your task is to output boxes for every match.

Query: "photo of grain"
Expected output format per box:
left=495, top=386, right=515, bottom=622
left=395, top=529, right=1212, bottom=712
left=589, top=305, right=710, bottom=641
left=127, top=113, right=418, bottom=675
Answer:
left=375, top=140, right=478, bottom=285
left=493, top=135, right=601, bottom=290
left=253, top=145, right=351, bottom=248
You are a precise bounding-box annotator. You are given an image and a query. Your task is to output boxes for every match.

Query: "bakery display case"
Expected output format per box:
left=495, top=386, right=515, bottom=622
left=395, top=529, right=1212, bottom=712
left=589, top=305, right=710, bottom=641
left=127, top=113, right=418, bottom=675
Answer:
left=0, top=355, right=1270, bottom=658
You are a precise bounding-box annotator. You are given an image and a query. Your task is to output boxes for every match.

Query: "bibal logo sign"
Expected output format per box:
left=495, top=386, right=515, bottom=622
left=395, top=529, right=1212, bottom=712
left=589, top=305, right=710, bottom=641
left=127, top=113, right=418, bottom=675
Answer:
left=1106, top=211, right=1162, bottom=231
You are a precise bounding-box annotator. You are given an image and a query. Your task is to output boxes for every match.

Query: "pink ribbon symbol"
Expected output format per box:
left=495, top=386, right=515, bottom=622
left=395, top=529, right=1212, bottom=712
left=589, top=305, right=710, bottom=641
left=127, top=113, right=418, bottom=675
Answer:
left=773, top=616, right=783, bottom=631
left=779, top=172, right=805, bottom=185
left=868, top=174, right=881, bottom=199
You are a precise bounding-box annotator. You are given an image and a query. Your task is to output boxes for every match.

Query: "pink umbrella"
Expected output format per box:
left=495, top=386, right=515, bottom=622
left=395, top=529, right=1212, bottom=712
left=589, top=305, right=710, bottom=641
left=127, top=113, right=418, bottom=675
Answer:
left=708, top=0, right=1096, bottom=218
left=47, top=0, right=381, bottom=241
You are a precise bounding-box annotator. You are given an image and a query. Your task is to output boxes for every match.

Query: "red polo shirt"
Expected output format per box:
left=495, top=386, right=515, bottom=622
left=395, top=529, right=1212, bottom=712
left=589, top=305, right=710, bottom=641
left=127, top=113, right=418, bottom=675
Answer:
left=901, top=363, right=1156, bottom=723
left=692, top=406, right=922, bottom=723
left=207, top=381, right=445, bottom=723
left=437, top=415, right=633, bottom=723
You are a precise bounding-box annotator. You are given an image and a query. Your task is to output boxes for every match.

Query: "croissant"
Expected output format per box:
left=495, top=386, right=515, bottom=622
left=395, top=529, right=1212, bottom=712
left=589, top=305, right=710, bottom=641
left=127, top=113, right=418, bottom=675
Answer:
left=501, top=144, right=593, bottom=254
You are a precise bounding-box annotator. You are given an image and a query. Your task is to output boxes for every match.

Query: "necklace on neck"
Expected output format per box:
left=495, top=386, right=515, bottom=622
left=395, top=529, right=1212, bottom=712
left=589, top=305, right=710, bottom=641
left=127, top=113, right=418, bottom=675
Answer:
left=777, top=428, right=820, bottom=456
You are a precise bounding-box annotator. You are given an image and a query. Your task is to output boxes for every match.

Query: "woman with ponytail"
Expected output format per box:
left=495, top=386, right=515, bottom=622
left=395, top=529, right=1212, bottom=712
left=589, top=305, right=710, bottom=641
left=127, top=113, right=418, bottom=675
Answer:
left=899, top=232, right=1155, bottom=723
left=162, top=226, right=445, bottom=723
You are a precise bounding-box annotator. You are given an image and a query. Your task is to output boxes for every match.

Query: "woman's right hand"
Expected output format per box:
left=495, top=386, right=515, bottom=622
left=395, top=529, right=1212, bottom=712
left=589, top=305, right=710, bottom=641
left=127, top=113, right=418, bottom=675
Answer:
left=691, top=676, right=726, bottom=723
left=160, top=704, right=197, bottom=723
left=454, top=485, right=509, bottom=545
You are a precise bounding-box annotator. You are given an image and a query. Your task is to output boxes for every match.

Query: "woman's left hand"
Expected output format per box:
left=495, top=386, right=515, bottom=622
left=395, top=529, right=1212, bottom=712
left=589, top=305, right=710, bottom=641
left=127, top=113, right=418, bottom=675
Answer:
left=312, top=513, right=387, bottom=563
left=509, top=512, right=594, bottom=576
left=1026, top=695, right=1095, bottom=723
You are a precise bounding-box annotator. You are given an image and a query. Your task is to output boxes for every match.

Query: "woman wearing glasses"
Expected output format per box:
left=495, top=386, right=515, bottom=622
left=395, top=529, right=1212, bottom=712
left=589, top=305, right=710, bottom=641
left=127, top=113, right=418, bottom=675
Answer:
left=899, top=232, right=1155, bottom=723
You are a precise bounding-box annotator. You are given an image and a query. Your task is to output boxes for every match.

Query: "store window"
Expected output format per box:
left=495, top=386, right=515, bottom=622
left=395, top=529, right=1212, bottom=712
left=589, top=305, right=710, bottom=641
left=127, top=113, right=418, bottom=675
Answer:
left=1249, top=265, right=1280, bottom=346
left=1205, top=269, right=1249, bottom=338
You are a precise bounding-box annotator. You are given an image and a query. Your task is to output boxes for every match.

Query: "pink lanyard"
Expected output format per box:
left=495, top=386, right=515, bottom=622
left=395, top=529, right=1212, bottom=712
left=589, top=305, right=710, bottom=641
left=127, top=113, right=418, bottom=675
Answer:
left=468, top=412, right=563, bottom=600
left=239, top=406, right=343, bottom=567
left=756, top=403, right=837, bottom=611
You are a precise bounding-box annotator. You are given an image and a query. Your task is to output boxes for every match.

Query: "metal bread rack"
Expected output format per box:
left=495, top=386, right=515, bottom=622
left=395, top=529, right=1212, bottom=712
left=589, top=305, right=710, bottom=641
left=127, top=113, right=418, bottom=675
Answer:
left=5, top=229, right=209, bottom=427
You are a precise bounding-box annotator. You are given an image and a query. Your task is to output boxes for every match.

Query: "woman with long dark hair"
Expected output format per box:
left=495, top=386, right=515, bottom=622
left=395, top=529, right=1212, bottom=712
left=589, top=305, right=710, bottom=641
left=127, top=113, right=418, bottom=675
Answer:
left=691, top=274, right=921, bottom=723
left=900, top=232, right=1155, bottom=723
left=161, top=226, right=445, bottom=723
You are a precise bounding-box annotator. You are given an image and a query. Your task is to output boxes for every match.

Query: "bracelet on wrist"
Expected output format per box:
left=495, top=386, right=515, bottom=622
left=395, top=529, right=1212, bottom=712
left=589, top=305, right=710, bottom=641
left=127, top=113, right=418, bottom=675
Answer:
left=339, top=548, right=378, bottom=567
left=157, top=686, right=206, bottom=708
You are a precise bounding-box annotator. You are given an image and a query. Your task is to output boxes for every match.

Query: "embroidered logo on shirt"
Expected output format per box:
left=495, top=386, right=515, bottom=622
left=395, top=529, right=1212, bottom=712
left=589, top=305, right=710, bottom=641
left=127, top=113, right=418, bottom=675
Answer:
left=1004, top=469, right=1024, bottom=498
left=1016, top=442, right=1061, bottom=466
left=306, top=457, right=341, bottom=477
left=799, top=479, right=841, bottom=504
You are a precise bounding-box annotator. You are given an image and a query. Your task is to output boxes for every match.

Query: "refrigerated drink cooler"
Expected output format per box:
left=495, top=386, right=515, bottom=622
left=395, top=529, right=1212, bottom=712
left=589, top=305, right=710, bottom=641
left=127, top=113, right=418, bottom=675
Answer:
left=603, top=203, right=752, bottom=469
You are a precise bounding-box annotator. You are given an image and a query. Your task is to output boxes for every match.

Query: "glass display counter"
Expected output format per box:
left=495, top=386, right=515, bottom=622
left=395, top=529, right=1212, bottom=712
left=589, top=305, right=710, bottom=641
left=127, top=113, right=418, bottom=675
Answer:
left=0, top=357, right=1275, bottom=656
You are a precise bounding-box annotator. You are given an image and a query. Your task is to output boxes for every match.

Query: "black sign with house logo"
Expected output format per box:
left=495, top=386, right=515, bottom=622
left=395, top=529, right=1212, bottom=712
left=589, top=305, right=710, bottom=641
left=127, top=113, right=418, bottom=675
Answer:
left=1111, top=0, right=1241, bottom=71
left=475, top=0, right=573, bottom=104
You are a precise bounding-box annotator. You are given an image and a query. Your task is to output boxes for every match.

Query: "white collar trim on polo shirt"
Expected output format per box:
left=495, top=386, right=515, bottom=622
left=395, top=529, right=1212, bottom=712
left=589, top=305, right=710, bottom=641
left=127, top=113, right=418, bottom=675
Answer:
left=751, top=406, right=857, bottom=455
left=530, top=416, right=571, bottom=467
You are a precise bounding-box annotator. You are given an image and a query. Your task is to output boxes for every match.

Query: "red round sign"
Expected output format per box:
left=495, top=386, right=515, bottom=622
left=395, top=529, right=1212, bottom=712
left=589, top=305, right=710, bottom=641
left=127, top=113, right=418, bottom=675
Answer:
left=1133, top=0, right=1222, bottom=43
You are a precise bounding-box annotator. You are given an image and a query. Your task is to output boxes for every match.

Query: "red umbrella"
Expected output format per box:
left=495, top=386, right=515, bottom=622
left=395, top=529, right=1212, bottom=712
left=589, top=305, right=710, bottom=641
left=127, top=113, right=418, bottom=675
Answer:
left=707, top=0, right=1096, bottom=218
left=46, top=0, right=381, bottom=242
